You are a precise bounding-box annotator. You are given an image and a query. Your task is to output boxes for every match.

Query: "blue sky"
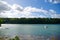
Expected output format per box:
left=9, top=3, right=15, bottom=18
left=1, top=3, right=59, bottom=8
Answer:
left=7, top=0, right=60, bottom=13
left=0, top=0, right=60, bottom=18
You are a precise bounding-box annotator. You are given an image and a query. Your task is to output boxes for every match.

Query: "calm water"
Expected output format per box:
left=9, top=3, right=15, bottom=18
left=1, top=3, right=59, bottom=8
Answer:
left=0, top=24, right=60, bottom=37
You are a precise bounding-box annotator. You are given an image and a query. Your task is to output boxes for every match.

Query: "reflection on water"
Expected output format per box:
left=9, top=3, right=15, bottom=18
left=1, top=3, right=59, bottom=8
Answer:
left=0, top=24, right=60, bottom=40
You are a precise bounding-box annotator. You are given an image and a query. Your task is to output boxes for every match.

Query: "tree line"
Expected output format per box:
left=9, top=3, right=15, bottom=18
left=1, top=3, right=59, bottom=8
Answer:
left=0, top=18, right=60, bottom=24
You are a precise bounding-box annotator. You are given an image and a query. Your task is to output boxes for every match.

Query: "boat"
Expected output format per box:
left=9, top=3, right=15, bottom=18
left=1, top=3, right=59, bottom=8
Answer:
left=44, top=25, right=48, bottom=29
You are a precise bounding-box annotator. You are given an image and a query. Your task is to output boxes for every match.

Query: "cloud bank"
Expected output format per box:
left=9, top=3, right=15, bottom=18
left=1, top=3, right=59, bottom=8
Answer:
left=0, top=1, right=60, bottom=18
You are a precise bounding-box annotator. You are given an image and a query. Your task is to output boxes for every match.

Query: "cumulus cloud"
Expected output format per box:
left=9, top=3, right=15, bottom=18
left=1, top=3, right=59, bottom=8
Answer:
left=45, top=0, right=60, bottom=4
left=48, top=9, right=60, bottom=18
left=12, top=4, right=23, bottom=11
left=0, top=1, right=11, bottom=13
left=0, top=1, right=60, bottom=18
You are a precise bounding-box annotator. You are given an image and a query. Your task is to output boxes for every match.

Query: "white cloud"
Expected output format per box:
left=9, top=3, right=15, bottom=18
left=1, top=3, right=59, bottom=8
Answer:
left=49, top=9, right=58, bottom=18
left=12, top=4, right=23, bottom=11
left=45, top=0, right=60, bottom=4
left=23, top=7, right=48, bottom=13
left=0, top=1, right=11, bottom=13
left=0, top=1, right=60, bottom=18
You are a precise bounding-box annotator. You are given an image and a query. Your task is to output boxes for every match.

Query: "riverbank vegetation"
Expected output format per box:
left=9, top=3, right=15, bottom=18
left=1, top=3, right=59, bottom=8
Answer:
left=0, top=36, right=20, bottom=40
left=0, top=18, right=60, bottom=24
left=9, top=36, right=20, bottom=40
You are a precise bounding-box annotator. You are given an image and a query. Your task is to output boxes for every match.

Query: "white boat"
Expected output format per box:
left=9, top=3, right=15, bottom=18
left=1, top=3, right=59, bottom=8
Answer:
left=44, top=25, right=48, bottom=29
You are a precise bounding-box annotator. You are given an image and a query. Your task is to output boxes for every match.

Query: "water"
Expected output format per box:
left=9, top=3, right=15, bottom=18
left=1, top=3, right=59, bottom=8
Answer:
left=0, top=24, right=60, bottom=37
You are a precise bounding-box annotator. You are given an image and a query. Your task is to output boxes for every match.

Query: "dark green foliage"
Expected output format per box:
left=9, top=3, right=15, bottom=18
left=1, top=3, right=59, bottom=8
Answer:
left=0, top=18, right=60, bottom=24
left=9, top=38, right=15, bottom=40
left=9, top=36, right=20, bottom=40
left=15, top=36, right=20, bottom=40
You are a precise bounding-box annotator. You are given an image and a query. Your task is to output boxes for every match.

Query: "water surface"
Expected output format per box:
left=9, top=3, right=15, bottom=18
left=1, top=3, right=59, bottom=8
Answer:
left=0, top=24, right=60, bottom=37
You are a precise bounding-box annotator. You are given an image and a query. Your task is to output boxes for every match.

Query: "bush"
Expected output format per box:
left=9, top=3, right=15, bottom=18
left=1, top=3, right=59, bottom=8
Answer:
left=9, top=36, right=20, bottom=40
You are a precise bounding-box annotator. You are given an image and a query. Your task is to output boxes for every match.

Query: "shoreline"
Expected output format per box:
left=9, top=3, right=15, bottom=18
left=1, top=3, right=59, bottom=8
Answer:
left=0, top=34, right=58, bottom=40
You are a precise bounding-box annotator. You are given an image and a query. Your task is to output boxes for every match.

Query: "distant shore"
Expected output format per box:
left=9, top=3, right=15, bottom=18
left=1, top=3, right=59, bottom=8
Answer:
left=0, top=18, right=60, bottom=24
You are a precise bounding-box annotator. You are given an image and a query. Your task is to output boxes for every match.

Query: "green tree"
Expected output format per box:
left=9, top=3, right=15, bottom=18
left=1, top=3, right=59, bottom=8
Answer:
left=15, top=36, right=20, bottom=40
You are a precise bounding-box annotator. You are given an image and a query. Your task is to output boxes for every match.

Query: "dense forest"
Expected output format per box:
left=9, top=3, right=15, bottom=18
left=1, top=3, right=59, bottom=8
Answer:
left=0, top=18, right=60, bottom=24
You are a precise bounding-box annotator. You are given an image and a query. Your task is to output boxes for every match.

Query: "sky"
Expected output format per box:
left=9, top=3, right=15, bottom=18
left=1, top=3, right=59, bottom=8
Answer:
left=0, top=0, right=60, bottom=18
